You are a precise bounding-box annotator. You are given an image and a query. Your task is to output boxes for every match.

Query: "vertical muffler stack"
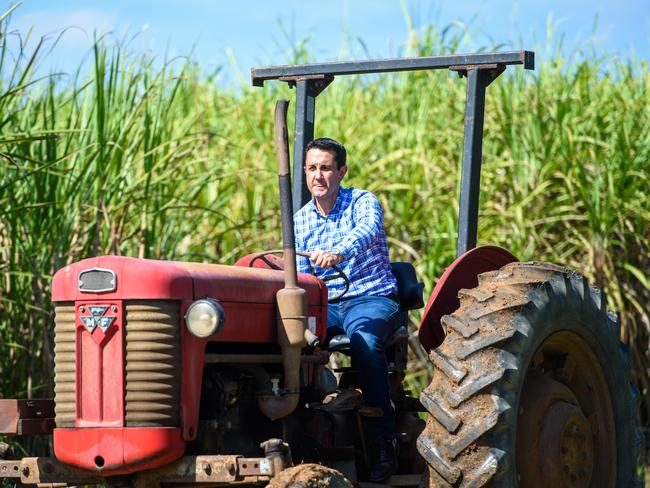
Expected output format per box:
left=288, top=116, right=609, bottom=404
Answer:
left=257, top=100, right=308, bottom=420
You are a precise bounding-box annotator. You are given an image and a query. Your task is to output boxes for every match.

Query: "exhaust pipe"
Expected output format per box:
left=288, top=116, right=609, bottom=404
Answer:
left=257, top=99, right=308, bottom=421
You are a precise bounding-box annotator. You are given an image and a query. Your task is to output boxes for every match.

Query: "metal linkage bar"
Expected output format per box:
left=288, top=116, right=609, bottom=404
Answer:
left=1, top=457, right=104, bottom=485
left=1, top=455, right=276, bottom=485
left=251, top=51, right=533, bottom=85
left=1, top=438, right=292, bottom=486
left=0, top=399, right=54, bottom=436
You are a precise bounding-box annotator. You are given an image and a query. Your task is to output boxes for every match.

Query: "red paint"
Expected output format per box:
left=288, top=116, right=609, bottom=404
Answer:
left=178, top=262, right=329, bottom=440
left=53, top=427, right=184, bottom=475
left=76, top=302, right=124, bottom=427
left=52, top=256, right=194, bottom=302
left=187, top=262, right=326, bottom=309
left=53, top=256, right=327, bottom=317
left=232, top=253, right=328, bottom=342
left=53, top=256, right=328, bottom=343
left=178, top=299, right=328, bottom=442
left=180, top=301, right=206, bottom=441
left=52, top=255, right=329, bottom=472
left=418, top=246, right=517, bottom=352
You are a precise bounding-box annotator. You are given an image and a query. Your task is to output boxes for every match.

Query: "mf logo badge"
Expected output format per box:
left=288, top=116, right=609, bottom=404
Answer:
left=80, top=305, right=116, bottom=334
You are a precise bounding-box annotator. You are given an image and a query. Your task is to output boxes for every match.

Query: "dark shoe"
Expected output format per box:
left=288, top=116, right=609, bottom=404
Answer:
left=369, top=437, right=398, bottom=483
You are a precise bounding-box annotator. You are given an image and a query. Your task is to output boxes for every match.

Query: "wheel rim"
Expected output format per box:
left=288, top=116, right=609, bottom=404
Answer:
left=517, top=331, right=616, bottom=488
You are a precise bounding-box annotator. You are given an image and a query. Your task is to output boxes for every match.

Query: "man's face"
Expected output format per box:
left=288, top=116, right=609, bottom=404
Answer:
left=304, top=148, right=347, bottom=201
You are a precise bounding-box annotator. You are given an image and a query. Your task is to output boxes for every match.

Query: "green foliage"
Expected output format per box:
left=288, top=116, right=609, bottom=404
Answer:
left=0, top=12, right=648, bottom=454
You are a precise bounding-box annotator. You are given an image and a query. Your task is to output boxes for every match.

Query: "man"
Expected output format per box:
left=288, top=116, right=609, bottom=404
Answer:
left=294, top=137, right=404, bottom=482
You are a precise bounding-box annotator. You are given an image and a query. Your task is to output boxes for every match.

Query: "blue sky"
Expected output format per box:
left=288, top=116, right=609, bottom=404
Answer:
left=6, top=1, right=649, bottom=85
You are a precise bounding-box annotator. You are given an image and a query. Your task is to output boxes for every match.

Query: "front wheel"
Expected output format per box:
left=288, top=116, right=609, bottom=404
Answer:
left=417, top=262, right=642, bottom=487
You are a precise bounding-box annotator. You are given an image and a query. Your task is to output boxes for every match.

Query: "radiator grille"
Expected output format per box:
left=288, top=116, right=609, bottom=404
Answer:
left=53, top=300, right=181, bottom=428
left=54, top=303, right=76, bottom=428
left=125, top=301, right=181, bottom=427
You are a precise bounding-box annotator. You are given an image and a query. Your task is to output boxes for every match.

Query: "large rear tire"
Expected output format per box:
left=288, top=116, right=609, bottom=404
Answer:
left=417, top=262, right=642, bottom=487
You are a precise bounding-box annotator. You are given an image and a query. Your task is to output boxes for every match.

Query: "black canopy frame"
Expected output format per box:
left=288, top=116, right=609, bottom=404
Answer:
left=251, top=51, right=534, bottom=256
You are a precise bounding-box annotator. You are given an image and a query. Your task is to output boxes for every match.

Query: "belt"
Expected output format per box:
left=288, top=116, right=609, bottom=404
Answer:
left=331, top=293, right=399, bottom=304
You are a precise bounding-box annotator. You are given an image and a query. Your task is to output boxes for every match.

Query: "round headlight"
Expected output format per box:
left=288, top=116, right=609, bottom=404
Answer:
left=185, top=299, right=225, bottom=338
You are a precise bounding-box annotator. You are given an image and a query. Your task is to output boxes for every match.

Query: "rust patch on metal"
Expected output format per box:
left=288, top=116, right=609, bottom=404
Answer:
left=0, top=401, right=19, bottom=435
left=3, top=455, right=276, bottom=485
left=18, top=457, right=102, bottom=485
left=0, top=460, right=21, bottom=479
left=132, top=454, right=272, bottom=484
left=237, top=457, right=273, bottom=476
left=0, top=399, right=54, bottom=435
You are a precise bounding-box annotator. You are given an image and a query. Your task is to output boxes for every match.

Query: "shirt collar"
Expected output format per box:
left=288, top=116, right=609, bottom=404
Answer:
left=309, top=186, right=348, bottom=217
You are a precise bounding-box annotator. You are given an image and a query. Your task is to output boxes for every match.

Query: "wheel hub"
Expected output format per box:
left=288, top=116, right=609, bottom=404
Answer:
left=517, top=373, right=595, bottom=487
left=540, top=401, right=594, bottom=487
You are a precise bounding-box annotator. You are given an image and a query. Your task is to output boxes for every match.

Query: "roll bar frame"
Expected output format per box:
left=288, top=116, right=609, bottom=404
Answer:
left=251, top=51, right=535, bottom=256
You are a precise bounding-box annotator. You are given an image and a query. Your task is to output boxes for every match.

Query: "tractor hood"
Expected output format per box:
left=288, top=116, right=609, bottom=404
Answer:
left=50, top=255, right=328, bottom=475
left=52, top=255, right=327, bottom=305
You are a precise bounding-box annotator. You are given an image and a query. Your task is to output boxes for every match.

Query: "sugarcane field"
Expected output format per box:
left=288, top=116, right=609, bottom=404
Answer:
left=0, top=2, right=648, bottom=487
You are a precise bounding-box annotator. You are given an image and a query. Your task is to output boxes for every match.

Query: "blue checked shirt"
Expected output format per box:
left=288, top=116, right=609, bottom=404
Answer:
left=294, top=186, right=397, bottom=300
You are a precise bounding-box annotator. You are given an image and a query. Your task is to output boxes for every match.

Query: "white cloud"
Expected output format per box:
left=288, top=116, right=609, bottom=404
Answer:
left=12, top=9, right=117, bottom=47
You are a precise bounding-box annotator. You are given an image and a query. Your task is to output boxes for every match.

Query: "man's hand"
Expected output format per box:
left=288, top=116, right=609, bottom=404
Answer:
left=310, top=250, right=344, bottom=269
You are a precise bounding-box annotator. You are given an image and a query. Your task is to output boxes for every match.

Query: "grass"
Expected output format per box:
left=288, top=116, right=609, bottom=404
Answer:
left=0, top=10, right=648, bottom=464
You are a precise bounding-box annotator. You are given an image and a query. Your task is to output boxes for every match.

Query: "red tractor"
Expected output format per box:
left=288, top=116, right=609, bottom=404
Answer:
left=0, top=51, right=641, bottom=487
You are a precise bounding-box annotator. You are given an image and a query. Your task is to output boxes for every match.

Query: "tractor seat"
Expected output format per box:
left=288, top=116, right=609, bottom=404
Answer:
left=326, top=325, right=410, bottom=372
left=328, top=325, right=409, bottom=355
left=324, top=262, right=422, bottom=371
left=389, top=261, right=424, bottom=311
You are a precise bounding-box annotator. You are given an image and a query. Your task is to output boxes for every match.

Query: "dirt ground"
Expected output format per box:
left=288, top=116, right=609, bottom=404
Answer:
left=266, top=463, right=352, bottom=488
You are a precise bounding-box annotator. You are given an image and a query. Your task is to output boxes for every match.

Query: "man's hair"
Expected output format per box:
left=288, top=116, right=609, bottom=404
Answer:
left=306, top=138, right=347, bottom=169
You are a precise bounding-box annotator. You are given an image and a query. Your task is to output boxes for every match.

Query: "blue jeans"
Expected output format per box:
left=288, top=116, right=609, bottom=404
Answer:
left=327, top=295, right=406, bottom=440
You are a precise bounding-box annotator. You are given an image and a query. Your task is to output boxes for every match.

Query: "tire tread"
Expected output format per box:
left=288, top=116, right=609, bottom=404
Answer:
left=417, top=262, right=639, bottom=487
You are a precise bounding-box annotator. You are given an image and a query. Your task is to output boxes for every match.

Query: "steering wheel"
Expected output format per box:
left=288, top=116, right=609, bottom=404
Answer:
left=248, top=249, right=350, bottom=301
